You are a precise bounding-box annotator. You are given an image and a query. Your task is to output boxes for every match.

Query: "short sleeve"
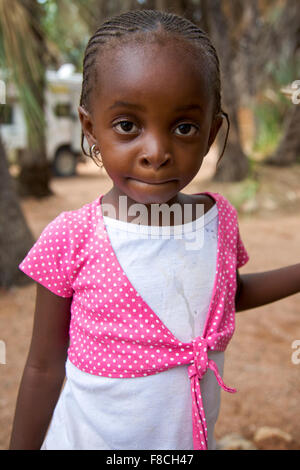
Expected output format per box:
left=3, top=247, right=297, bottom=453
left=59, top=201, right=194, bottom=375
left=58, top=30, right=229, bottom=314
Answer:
left=236, top=225, right=250, bottom=269
left=18, top=212, right=73, bottom=298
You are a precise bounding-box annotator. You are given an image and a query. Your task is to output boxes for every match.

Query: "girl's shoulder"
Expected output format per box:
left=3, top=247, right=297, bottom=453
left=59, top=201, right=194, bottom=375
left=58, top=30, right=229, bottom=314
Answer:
left=18, top=197, right=102, bottom=297
left=63, top=196, right=100, bottom=224
left=190, top=191, right=239, bottom=219
left=211, top=192, right=238, bottom=214
left=22, top=196, right=101, bottom=258
left=30, top=197, right=100, bottom=246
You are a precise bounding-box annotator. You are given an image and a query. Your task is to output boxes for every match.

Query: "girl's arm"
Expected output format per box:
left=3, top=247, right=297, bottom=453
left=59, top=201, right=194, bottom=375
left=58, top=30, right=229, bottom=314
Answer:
left=9, top=283, right=72, bottom=450
left=235, top=264, right=300, bottom=312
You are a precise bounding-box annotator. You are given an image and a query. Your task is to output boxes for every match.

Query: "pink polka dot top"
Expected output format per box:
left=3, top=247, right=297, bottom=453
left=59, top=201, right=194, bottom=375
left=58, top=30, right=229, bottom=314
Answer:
left=19, top=191, right=249, bottom=450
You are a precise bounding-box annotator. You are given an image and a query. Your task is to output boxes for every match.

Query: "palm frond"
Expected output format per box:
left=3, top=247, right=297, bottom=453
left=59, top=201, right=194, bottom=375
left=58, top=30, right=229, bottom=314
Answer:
left=0, top=0, right=46, bottom=148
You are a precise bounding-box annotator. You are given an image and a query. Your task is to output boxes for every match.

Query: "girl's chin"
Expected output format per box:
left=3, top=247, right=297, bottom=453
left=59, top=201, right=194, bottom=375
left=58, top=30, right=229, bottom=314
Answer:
left=124, top=179, right=180, bottom=204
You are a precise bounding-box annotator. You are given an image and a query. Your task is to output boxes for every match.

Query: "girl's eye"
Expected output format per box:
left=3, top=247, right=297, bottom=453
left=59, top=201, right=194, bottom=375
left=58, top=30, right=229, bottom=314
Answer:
left=113, top=120, right=198, bottom=136
left=113, top=120, right=139, bottom=134
left=174, top=123, right=198, bottom=136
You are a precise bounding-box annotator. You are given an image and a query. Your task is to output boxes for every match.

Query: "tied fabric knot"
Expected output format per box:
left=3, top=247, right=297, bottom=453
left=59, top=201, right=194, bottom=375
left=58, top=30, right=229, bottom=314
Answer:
left=188, top=336, right=237, bottom=450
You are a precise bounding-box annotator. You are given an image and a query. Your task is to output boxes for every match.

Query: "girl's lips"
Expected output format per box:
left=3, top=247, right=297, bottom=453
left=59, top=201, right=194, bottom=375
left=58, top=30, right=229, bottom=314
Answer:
left=128, top=177, right=177, bottom=185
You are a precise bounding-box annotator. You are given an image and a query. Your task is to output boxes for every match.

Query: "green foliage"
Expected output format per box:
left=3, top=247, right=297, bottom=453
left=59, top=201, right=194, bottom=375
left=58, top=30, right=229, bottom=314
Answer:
left=39, top=0, right=91, bottom=71
left=266, top=57, right=300, bottom=89
left=226, top=176, right=260, bottom=212
left=253, top=40, right=299, bottom=157
left=0, top=0, right=46, bottom=149
left=253, top=101, right=283, bottom=156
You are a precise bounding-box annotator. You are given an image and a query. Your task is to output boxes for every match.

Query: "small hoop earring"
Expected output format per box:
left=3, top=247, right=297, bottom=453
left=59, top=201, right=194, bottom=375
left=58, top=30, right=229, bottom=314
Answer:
left=89, top=144, right=103, bottom=168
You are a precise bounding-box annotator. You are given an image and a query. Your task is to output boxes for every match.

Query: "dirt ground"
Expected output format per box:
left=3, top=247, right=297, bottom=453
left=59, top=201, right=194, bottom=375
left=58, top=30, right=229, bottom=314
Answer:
left=1, top=156, right=300, bottom=450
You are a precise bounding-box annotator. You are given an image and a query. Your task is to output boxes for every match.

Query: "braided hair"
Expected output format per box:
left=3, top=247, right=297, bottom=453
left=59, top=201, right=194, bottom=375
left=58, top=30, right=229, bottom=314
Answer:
left=79, top=9, right=229, bottom=167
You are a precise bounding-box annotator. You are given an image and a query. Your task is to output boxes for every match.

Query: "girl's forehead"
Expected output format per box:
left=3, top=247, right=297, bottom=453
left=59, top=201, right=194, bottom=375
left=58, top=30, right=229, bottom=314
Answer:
left=93, top=40, right=213, bottom=110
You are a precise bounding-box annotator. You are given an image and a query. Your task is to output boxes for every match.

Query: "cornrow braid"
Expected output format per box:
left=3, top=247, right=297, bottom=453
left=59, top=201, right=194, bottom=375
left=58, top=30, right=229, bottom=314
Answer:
left=79, top=9, right=229, bottom=167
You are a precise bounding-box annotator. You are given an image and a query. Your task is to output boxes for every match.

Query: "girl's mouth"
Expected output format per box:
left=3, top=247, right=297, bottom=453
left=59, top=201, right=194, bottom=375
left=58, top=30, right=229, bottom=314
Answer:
left=127, top=177, right=177, bottom=185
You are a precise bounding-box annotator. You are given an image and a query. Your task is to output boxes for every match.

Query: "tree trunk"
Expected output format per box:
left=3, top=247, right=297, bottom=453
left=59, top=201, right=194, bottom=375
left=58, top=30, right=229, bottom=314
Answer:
left=16, top=0, right=53, bottom=198
left=155, top=0, right=168, bottom=10
left=265, top=104, right=300, bottom=166
left=94, top=0, right=139, bottom=28
left=17, top=148, right=53, bottom=198
left=0, top=134, right=34, bottom=289
left=203, top=0, right=249, bottom=181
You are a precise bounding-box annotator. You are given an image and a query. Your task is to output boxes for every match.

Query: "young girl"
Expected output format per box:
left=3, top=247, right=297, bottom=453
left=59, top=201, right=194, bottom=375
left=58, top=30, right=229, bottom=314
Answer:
left=9, top=10, right=300, bottom=451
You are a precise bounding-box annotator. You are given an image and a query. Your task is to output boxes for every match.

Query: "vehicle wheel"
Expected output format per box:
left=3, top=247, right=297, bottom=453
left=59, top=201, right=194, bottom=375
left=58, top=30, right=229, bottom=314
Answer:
left=52, top=148, right=77, bottom=177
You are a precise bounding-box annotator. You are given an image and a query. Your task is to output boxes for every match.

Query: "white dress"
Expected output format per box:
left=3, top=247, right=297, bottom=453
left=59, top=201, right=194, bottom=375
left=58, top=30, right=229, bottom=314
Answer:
left=41, top=203, right=224, bottom=450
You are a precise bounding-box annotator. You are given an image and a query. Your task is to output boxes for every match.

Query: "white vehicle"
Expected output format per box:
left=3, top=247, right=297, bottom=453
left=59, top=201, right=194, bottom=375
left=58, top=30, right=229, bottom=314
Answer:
left=0, top=64, right=85, bottom=177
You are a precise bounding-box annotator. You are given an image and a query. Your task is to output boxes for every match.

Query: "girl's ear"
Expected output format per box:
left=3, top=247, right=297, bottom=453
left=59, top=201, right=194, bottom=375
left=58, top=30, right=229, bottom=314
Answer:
left=206, top=113, right=224, bottom=155
left=78, top=105, right=96, bottom=147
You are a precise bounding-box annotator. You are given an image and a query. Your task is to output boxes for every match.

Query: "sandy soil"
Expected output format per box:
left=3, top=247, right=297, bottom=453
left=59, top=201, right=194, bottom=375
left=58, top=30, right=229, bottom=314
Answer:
left=1, top=157, right=300, bottom=450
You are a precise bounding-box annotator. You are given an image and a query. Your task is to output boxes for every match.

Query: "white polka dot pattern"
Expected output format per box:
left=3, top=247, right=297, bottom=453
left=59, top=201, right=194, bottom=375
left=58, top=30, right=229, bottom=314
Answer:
left=18, top=191, right=249, bottom=450
left=19, top=211, right=73, bottom=297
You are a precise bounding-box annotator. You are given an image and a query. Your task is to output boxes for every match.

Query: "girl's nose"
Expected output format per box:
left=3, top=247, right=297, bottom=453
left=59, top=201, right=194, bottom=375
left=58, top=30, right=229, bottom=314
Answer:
left=137, top=136, right=172, bottom=169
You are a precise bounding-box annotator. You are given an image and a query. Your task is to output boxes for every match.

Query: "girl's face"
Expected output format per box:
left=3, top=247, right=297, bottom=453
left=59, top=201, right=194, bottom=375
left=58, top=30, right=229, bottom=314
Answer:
left=79, top=37, right=222, bottom=205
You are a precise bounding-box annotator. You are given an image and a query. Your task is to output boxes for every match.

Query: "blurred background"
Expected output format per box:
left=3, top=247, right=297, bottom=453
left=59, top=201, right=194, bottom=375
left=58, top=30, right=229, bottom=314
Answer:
left=0, top=0, right=299, bottom=450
